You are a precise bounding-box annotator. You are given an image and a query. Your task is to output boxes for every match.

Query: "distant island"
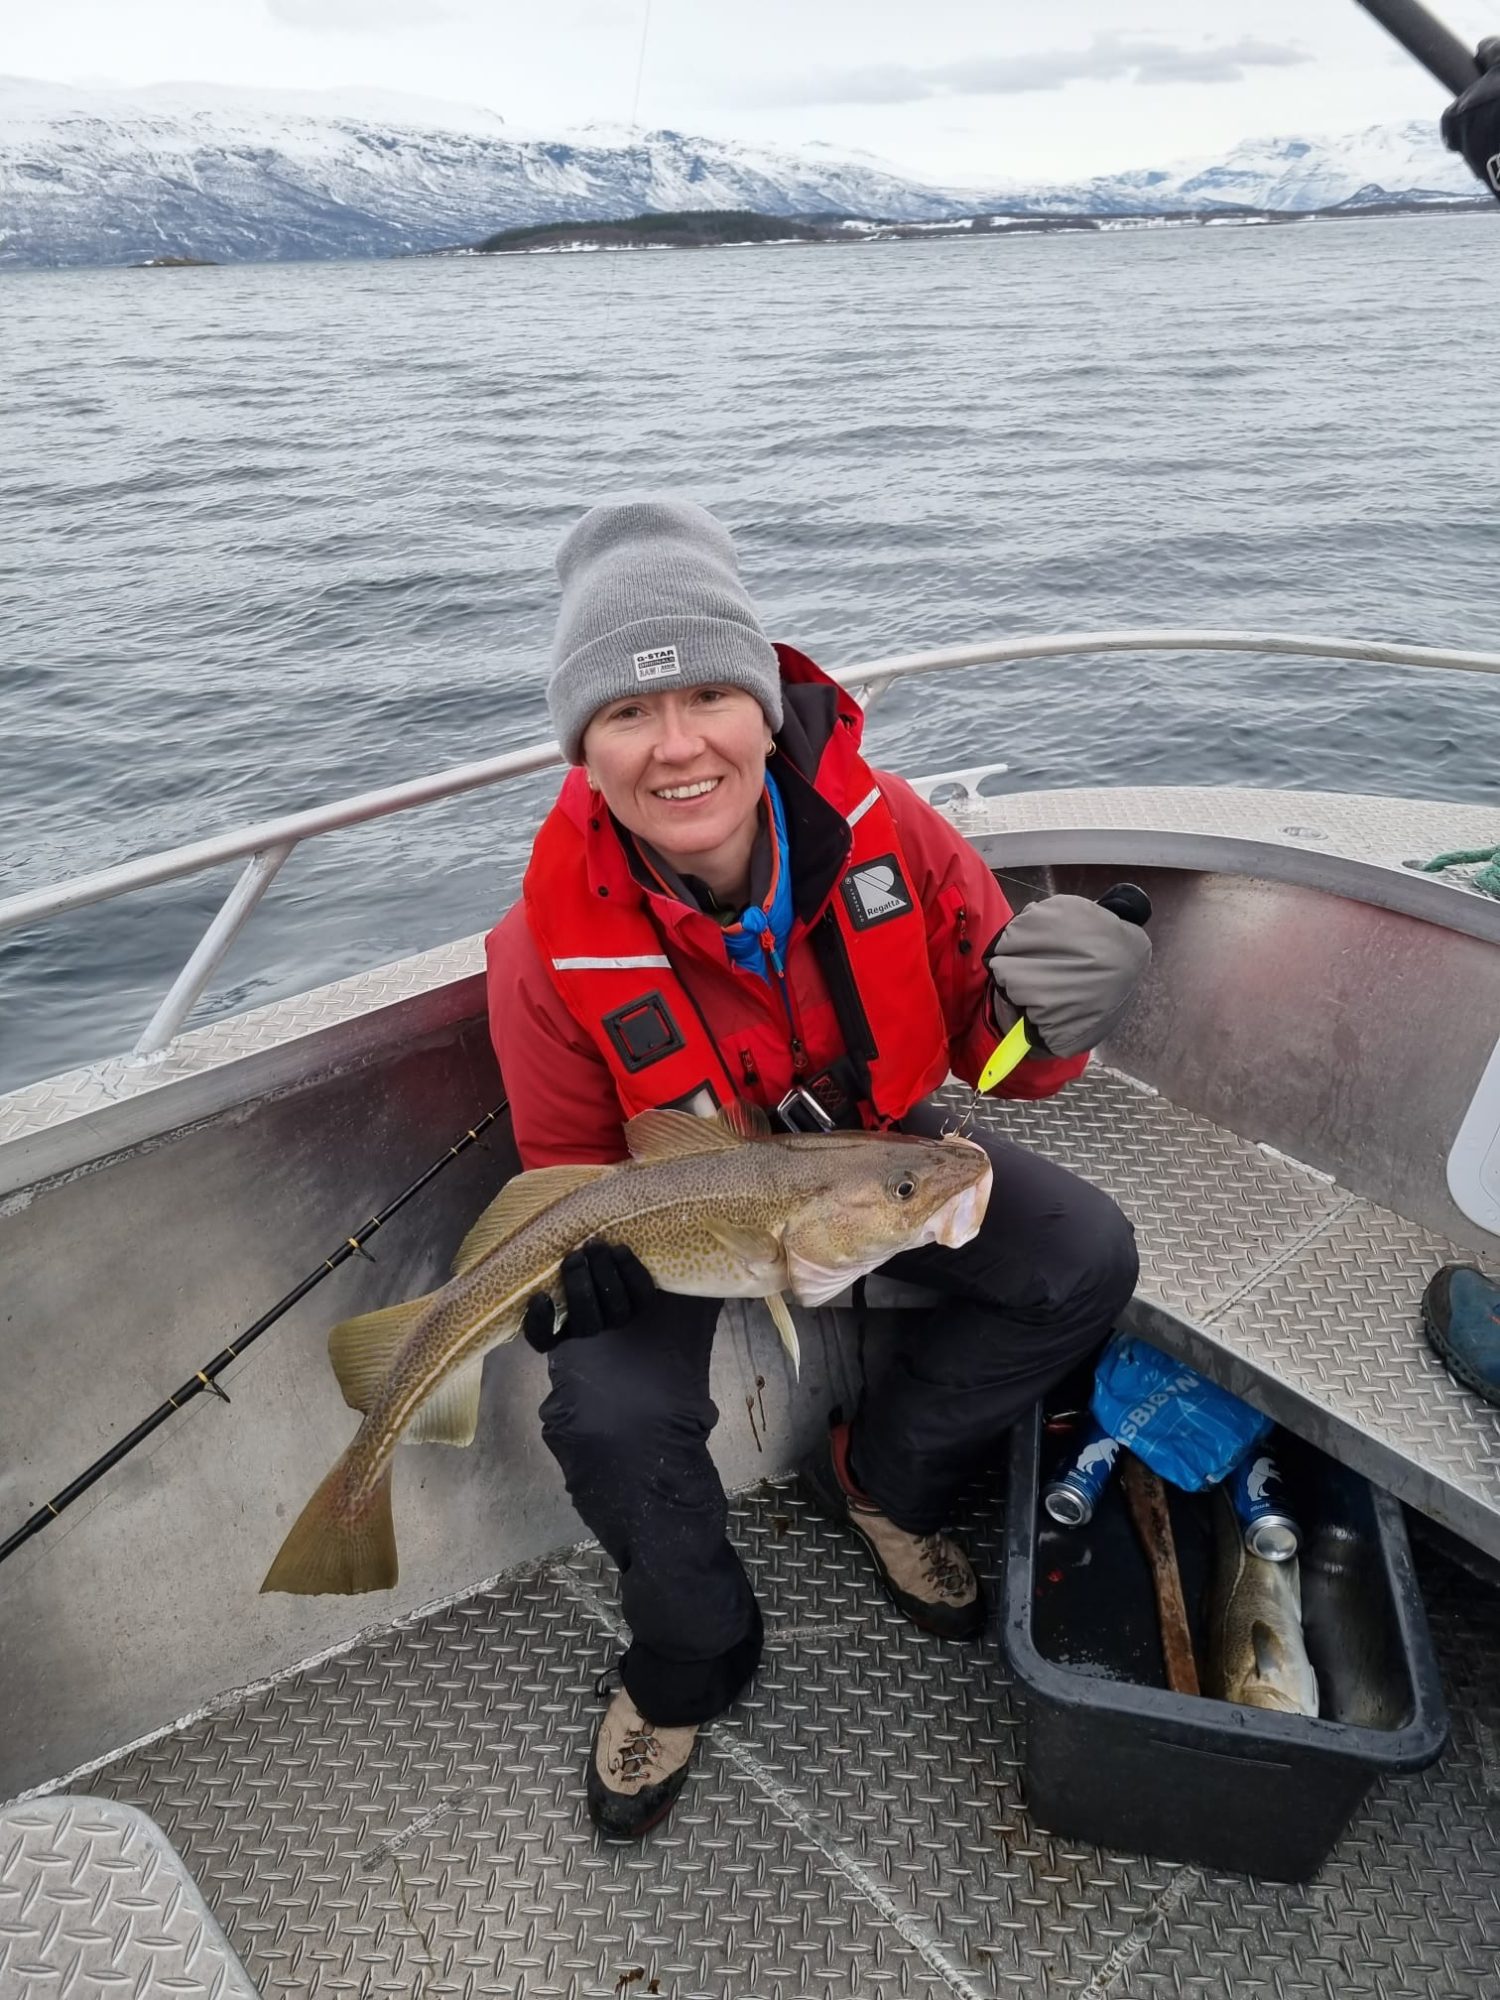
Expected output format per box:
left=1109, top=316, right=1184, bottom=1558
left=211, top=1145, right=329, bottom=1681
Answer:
left=474, top=211, right=833, bottom=252
left=460, top=201, right=1493, bottom=258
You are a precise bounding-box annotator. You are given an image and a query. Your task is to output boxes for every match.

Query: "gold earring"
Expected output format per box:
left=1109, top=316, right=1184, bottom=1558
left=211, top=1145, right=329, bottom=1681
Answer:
left=766, top=741, right=777, bottom=757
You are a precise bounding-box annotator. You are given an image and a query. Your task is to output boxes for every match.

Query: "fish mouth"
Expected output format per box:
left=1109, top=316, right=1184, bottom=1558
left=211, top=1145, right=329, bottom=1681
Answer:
left=927, top=1156, right=993, bottom=1250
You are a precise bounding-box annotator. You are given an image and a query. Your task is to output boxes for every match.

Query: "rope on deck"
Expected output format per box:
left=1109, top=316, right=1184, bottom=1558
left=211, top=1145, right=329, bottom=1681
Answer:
left=1418, top=844, right=1500, bottom=898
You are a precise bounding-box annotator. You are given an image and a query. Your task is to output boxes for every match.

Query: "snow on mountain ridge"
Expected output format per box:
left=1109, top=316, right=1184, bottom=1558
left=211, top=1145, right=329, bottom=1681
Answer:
left=0, top=74, right=512, bottom=139
left=0, top=77, right=1483, bottom=270
left=1073, top=119, right=1476, bottom=212
left=0, top=75, right=964, bottom=266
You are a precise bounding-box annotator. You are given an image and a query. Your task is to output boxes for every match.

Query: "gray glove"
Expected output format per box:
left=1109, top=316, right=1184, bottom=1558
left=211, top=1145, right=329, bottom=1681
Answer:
left=986, top=895, right=1151, bottom=1059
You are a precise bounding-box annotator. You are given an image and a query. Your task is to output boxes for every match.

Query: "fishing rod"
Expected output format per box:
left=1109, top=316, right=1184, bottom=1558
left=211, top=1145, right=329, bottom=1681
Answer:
left=0, top=1101, right=508, bottom=1568
left=1353, top=0, right=1485, bottom=94
left=1351, top=2, right=1500, bottom=200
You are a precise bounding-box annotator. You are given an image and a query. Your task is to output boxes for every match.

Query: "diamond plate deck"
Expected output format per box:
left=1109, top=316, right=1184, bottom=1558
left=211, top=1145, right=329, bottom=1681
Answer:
left=951, top=1071, right=1500, bottom=1558
left=0, top=1795, right=262, bottom=1999
left=82, top=1477, right=1498, bottom=2000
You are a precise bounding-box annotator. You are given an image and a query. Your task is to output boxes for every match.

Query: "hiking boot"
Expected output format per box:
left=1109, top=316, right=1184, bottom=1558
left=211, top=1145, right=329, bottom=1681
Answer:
left=586, top=1681, right=699, bottom=1841
left=1422, top=1264, right=1500, bottom=1408
left=799, top=1418, right=983, bottom=1639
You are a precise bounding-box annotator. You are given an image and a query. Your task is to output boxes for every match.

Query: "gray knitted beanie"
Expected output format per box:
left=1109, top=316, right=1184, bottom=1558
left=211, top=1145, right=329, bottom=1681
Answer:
left=547, top=498, right=784, bottom=762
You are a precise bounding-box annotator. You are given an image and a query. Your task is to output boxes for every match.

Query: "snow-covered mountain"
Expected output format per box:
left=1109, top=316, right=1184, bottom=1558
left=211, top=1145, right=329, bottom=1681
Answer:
left=1067, top=121, right=1480, bottom=215
left=0, top=78, right=1484, bottom=270
left=0, top=77, right=959, bottom=268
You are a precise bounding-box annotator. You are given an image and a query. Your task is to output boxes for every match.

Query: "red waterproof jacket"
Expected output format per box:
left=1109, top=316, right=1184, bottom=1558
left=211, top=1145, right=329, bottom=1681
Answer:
left=487, top=646, right=1086, bottom=1168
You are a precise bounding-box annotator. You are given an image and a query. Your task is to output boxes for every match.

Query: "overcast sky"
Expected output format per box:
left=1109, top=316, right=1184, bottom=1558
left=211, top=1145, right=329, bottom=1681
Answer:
left=10, top=0, right=1491, bottom=180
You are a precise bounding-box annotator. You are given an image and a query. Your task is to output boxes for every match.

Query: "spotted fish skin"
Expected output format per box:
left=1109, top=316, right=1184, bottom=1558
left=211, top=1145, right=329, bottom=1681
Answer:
left=1207, top=1488, right=1319, bottom=1717
left=261, top=1113, right=992, bottom=1596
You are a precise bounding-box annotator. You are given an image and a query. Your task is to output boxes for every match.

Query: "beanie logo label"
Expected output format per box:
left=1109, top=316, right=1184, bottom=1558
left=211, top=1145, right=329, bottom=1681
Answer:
left=841, top=855, right=914, bottom=930
left=633, top=644, right=682, bottom=682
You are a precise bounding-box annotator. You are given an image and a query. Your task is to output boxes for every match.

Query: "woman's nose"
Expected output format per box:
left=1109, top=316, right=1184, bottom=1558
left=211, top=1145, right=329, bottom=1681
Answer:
left=654, top=707, right=705, bottom=759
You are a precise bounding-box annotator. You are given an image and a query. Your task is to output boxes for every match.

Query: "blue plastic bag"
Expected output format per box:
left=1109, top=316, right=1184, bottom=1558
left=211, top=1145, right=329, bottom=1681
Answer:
left=1089, top=1332, right=1271, bottom=1491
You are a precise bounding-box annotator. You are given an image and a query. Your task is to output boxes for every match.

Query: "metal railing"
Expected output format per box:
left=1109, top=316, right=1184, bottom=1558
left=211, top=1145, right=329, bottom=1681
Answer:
left=3, top=629, right=1498, bottom=1059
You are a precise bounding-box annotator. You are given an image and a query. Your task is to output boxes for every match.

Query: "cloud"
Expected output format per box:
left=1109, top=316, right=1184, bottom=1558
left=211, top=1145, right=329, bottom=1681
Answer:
left=265, top=0, right=461, bottom=30
left=740, top=33, right=1311, bottom=108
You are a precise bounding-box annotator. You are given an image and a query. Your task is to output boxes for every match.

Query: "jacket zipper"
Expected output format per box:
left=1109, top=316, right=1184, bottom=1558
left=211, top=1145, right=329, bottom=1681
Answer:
left=762, top=929, right=809, bottom=1078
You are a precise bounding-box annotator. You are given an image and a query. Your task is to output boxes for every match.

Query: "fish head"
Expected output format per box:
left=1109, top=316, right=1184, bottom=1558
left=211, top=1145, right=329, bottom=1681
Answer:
left=775, top=1131, right=993, bottom=1306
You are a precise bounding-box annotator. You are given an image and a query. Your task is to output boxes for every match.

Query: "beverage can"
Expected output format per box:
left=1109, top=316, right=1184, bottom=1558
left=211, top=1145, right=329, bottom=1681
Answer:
left=1226, top=1446, right=1301, bottom=1561
left=1042, top=1417, right=1123, bottom=1528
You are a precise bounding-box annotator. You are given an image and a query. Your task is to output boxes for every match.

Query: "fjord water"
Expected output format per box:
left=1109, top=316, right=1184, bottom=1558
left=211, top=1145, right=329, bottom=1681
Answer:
left=2, top=217, right=1497, bottom=1090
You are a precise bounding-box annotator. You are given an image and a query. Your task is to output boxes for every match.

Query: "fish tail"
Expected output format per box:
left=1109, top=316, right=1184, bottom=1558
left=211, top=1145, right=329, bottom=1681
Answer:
left=260, top=1455, right=397, bottom=1596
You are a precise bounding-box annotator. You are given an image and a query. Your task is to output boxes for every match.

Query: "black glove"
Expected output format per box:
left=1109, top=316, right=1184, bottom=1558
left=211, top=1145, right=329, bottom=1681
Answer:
left=522, top=1240, right=656, bottom=1353
left=1442, top=43, right=1500, bottom=201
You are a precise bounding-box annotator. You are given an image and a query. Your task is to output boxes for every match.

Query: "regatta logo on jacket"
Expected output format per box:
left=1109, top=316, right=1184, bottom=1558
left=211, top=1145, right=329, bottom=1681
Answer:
left=633, top=644, right=682, bottom=681
left=842, top=854, right=914, bottom=930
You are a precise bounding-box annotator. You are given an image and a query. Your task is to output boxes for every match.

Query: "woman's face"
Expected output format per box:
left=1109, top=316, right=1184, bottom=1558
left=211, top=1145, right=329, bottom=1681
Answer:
left=581, top=683, right=772, bottom=878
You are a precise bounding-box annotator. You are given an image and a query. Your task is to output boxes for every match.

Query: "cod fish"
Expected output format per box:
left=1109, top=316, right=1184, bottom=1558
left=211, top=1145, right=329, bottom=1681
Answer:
left=262, top=1105, right=992, bottom=1597
left=1206, top=1488, right=1319, bottom=1717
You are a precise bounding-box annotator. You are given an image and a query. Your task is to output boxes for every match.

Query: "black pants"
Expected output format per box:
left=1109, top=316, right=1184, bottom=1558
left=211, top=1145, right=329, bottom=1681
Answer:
left=539, top=1100, right=1138, bottom=1726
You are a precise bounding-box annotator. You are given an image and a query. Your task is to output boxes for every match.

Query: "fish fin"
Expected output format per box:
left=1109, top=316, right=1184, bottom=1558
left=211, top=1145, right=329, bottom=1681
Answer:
left=719, top=1099, right=774, bottom=1142
left=702, top=1214, right=785, bottom=1274
left=260, top=1458, right=398, bottom=1596
left=764, top=1291, right=802, bottom=1379
left=624, top=1109, right=746, bottom=1160
left=785, top=1244, right=864, bottom=1308
left=1246, top=1615, right=1319, bottom=1717
left=408, top=1358, right=485, bottom=1445
left=452, top=1165, right=611, bottom=1275
left=1250, top=1619, right=1291, bottom=1682
left=328, top=1296, right=437, bottom=1413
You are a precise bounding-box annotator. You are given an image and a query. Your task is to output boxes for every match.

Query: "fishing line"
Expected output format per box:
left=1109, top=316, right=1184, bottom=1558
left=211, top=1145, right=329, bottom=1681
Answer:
left=593, top=0, right=655, bottom=410
left=0, top=1102, right=508, bottom=1567
left=628, top=0, right=654, bottom=124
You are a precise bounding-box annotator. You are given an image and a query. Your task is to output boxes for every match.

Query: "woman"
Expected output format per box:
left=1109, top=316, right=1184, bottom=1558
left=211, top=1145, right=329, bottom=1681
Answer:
left=487, top=498, right=1148, bottom=1839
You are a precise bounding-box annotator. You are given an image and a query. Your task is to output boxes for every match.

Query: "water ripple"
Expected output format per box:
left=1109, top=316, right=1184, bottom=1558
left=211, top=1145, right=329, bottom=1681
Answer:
left=1, top=219, right=1497, bottom=1088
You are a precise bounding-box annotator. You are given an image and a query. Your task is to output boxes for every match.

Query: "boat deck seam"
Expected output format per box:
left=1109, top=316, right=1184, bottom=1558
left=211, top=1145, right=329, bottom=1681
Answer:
left=75, top=1478, right=1500, bottom=2000
left=558, top=1564, right=992, bottom=2000
left=1195, top=1190, right=1363, bottom=1325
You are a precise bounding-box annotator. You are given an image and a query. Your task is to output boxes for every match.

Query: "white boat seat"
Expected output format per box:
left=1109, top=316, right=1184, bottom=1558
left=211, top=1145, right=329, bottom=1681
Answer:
left=0, top=1797, right=261, bottom=1999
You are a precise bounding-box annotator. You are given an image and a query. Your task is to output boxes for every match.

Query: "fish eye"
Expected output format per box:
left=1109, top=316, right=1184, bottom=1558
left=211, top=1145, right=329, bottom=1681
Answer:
left=891, top=1174, right=917, bottom=1201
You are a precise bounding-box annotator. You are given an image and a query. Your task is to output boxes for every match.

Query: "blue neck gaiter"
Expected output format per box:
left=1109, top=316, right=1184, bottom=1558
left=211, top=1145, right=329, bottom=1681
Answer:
left=723, top=770, right=794, bottom=982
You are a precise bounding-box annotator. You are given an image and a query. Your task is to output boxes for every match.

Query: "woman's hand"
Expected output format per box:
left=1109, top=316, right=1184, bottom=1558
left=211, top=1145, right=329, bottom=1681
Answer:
left=986, top=895, right=1152, bottom=1058
left=523, top=1240, right=658, bottom=1353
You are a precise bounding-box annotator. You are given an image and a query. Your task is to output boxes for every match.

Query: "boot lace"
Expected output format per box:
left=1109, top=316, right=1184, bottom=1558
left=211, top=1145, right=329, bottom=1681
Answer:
left=617, top=1720, right=662, bottom=1784
left=918, top=1534, right=970, bottom=1600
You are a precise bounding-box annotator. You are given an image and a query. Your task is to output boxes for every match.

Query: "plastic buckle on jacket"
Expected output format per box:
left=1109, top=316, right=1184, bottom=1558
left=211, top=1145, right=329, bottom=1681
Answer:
left=776, top=1086, right=836, bottom=1134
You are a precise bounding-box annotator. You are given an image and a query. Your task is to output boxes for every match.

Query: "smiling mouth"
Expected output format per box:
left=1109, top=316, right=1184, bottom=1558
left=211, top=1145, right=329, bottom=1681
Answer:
left=653, top=778, right=722, bottom=801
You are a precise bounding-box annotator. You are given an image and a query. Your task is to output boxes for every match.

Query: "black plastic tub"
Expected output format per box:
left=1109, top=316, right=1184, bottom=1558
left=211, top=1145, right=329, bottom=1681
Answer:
left=1003, top=1406, right=1450, bottom=1881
